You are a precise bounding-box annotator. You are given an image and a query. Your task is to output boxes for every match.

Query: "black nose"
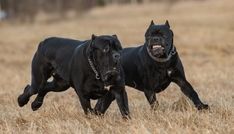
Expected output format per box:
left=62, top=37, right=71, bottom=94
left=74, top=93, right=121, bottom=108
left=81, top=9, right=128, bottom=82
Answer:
left=153, top=37, right=161, bottom=42
left=113, top=53, right=120, bottom=61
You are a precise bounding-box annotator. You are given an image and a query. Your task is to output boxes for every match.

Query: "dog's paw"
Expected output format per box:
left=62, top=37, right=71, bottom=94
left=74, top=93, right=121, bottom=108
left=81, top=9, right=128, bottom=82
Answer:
left=93, top=109, right=104, bottom=116
left=150, top=101, right=159, bottom=111
left=122, top=115, right=131, bottom=120
left=31, top=101, right=43, bottom=111
left=197, top=103, right=209, bottom=110
left=18, top=94, right=29, bottom=107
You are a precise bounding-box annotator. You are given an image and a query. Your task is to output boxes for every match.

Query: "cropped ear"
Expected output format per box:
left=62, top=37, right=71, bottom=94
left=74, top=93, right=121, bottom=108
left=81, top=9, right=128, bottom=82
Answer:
left=165, top=20, right=170, bottom=28
left=114, top=35, right=123, bottom=50
left=145, top=20, right=155, bottom=37
left=91, top=34, right=96, bottom=40
left=112, top=34, right=118, bottom=39
left=90, top=34, right=97, bottom=49
left=149, top=20, right=155, bottom=27
left=117, top=43, right=123, bottom=50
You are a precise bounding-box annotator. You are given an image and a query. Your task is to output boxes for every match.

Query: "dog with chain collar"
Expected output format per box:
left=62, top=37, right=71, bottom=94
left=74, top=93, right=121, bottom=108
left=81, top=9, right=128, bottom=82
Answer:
left=17, top=34, right=130, bottom=118
left=95, top=20, right=209, bottom=114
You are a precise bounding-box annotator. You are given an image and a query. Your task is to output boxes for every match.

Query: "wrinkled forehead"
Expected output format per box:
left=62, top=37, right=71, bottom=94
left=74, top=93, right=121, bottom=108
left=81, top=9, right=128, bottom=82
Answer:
left=94, top=38, right=110, bottom=49
left=149, top=25, right=170, bottom=33
left=93, top=37, right=122, bottom=50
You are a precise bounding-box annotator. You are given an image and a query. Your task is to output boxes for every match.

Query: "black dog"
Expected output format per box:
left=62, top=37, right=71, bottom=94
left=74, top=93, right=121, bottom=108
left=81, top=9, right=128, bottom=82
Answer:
left=95, top=21, right=208, bottom=114
left=18, top=35, right=130, bottom=118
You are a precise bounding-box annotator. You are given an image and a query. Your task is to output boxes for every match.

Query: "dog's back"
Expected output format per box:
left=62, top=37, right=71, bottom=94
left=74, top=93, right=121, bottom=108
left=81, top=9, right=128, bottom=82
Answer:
left=37, top=37, right=84, bottom=60
left=33, top=37, right=87, bottom=81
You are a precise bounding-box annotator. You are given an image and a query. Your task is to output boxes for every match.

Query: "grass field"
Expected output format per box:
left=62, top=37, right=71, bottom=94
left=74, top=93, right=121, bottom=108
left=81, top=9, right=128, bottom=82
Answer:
left=0, top=0, right=234, bottom=133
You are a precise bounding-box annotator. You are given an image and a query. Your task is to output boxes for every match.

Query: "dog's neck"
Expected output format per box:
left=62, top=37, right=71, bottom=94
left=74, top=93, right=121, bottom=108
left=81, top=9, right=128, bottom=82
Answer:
left=145, top=43, right=177, bottom=63
left=87, top=57, right=100, bottom=80
left=86, top=41, right=101, bottom=80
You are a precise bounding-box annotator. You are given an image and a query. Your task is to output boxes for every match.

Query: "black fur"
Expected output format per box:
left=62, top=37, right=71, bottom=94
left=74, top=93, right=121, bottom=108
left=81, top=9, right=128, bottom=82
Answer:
left=18, top=35, right=130, bottom=118
left=95, top=21, right=209, bottom=113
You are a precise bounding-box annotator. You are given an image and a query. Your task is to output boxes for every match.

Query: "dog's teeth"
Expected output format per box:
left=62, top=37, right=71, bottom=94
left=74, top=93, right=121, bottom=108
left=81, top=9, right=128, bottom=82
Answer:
left=153, top=45, right=161, bottom=49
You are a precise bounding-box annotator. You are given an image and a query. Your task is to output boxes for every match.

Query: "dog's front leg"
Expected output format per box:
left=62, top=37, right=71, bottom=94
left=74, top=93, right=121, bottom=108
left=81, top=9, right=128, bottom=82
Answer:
left=79, top=97, right=92, bottom=115
left=111, top=86, right=130, bottom=119
left=75, top=90, right=92, bottom=115
left=144, top=90, right=159, bottom=110
left=94, top=91, right=115, bottom=115
left=172, top=77, right=209, bottom=110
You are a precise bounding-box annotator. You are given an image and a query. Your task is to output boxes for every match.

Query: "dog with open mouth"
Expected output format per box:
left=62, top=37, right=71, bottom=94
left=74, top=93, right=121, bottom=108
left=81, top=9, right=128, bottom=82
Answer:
left=17, top=34, right=130, bottom=118
left=95, top=20, right=209, bottom=114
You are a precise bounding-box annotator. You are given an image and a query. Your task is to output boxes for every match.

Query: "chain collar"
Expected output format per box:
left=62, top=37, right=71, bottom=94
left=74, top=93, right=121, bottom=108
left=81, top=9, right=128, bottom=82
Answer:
left=87, top=40, right=100, bottom=80
left=87, top=56, right=100, bottom=80
left=146, top=43, right=177, bottom=62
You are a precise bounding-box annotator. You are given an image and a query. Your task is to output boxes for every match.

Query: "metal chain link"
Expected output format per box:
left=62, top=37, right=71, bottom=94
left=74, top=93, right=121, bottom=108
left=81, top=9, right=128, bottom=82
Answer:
left=87, top=57, right=100, bottom=80
left=170, top=45, right=177, bottom=56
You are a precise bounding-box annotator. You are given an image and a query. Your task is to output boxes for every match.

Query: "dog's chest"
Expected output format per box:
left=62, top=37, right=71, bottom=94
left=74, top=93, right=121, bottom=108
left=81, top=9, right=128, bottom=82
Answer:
left=147, top=65, right=172, bottom=92
left=83, top=80, right=107, bottom=99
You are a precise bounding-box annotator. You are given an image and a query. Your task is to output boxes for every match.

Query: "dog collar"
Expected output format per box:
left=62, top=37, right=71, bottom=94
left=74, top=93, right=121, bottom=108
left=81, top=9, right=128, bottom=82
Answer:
left=86, top=40, right=101, bottom=80
left=146, top=44, right=177, bottom=62
left=87, top=57, right=100, bottom=80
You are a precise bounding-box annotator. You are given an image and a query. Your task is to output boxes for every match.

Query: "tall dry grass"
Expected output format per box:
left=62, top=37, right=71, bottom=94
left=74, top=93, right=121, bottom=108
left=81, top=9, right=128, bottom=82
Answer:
left=0, top=0, right=233, bottom=133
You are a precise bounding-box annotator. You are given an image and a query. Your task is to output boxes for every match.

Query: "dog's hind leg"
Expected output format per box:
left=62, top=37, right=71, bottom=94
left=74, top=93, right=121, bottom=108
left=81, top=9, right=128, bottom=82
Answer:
left=31, top=74, right=70, bottom=111
left=18, top=69, right=47, bottom=107
left=18, top=52, right=46, bottom=107
left=18, top=85, right=33, bottom=107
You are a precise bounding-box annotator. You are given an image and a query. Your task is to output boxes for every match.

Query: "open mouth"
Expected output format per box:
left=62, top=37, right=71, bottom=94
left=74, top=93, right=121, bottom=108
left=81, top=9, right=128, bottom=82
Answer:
left=148, top=44, right=165, bottom=57
left=151, top=44, right=163, bottom=50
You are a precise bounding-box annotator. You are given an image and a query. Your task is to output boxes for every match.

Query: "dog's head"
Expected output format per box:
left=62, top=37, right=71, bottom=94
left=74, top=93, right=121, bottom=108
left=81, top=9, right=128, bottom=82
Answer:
left=145, top=20, right=174, bottom=58
left=89, top=34, right=123, bottom=83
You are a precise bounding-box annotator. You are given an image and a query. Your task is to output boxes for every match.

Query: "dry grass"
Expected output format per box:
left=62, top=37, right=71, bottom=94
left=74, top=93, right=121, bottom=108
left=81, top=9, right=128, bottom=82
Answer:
left=0, top=0, right=234, bottom=133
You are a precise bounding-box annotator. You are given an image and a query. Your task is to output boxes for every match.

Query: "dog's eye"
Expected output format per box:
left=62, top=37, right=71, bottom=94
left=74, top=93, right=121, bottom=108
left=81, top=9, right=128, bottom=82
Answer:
left=146, top=36, right=151, bottom=40
left=103, top=46, right=109, bottom=53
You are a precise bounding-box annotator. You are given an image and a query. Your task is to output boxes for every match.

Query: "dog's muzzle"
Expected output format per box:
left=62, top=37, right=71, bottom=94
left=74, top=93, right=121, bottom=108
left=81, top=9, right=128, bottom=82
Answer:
left=102, top=52, right=121, bottom=82
left=150, top=44, right=165, bottom=57
left=146, top=36, right=177, bottom=62
left=148, top=37, right=166, bottom=57
left=103, top=68, right=121, bottom=82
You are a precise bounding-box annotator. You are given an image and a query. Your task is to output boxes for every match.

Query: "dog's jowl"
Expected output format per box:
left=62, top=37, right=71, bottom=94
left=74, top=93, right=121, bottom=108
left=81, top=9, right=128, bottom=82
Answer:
left=18, top=35, right=130, bottom=118
left=95, top=21, right=208, bottom=114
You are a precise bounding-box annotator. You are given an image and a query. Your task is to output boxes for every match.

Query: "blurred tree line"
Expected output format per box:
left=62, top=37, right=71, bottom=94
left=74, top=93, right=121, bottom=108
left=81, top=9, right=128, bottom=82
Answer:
left=0, top=0, right=200, bottom=22
left=0, top=0, right=96, bottom=22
